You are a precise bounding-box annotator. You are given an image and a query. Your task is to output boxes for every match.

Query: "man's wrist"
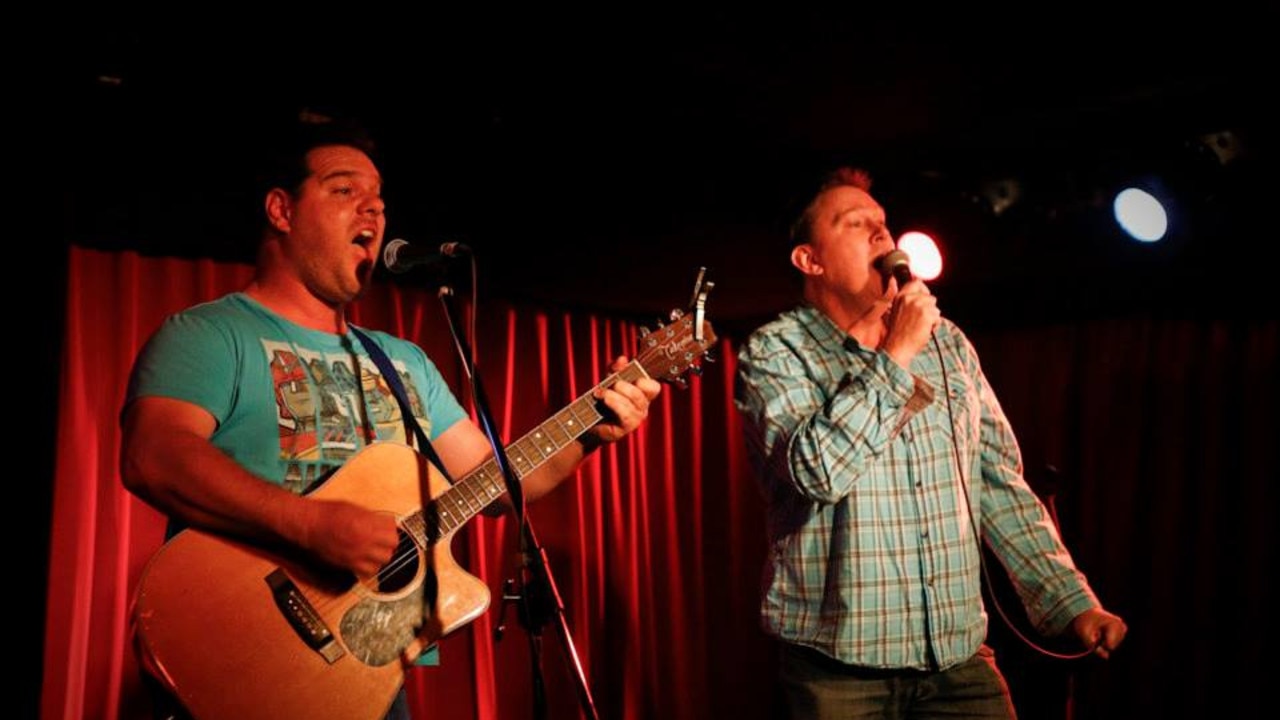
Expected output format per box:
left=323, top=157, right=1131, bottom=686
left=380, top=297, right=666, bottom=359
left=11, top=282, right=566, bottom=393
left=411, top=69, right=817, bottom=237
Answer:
left=578, top=432, right=604, bottom=454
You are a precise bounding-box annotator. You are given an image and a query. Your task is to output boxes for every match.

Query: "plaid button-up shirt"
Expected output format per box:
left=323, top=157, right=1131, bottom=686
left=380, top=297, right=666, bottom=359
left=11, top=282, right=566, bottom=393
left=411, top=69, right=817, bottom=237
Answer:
left=735, top=304, right=1096, bottom=669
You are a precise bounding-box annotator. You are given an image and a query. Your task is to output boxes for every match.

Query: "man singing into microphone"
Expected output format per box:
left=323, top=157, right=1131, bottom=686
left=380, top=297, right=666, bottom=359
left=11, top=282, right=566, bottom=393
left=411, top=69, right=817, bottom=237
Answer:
left=119, top=119, right=661, bottom=719
left=734, top=167, right=1126, bottom=718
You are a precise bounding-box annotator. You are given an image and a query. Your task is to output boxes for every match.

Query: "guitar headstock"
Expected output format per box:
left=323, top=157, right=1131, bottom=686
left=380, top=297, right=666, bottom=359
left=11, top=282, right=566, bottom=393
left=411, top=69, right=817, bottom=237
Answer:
left=636, top=312, right=717, bottom=386
left=636, top=269, right=717, bottom=387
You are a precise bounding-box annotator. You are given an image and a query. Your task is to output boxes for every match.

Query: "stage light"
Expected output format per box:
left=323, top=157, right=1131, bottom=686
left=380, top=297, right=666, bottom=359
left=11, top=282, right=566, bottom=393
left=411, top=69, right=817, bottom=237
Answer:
left=1197, top=130, right=1241, bottom=167
left=1112, top=187, right=1168, bottom=242
left=979, top=178, right=1022, bottom=217
left=897, top=231, right=943, bottom=280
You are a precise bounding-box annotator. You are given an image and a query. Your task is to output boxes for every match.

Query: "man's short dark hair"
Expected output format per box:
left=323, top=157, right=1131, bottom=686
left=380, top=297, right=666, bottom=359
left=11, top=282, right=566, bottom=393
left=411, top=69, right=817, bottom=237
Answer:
left=254, top=117, right=379, bottom=198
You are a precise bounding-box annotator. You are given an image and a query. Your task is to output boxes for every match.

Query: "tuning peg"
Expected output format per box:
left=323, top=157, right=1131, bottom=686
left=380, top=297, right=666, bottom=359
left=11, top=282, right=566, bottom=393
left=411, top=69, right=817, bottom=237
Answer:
left=669, top=308, right=684, bottom=322
left=671, top=376, right=689, bottom=390
left=639, top=326, right=651, bottom=338
left=703, top=350, right=716, bottom=364
left=689, top=365, right=703, bottom=377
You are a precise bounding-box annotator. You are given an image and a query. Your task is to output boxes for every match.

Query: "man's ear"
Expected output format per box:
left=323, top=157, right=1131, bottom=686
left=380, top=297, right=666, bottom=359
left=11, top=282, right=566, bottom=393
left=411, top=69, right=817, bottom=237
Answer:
left=264, top=188, right=293, bottom=233
left=791, top=244, right=822, bottom=276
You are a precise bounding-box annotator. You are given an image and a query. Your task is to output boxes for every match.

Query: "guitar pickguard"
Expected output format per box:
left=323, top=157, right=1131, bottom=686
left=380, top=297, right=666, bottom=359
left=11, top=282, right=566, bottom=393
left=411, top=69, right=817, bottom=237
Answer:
left=339, top=583, right=429, bottom=666
left=338, top=523, right=433, bottom=666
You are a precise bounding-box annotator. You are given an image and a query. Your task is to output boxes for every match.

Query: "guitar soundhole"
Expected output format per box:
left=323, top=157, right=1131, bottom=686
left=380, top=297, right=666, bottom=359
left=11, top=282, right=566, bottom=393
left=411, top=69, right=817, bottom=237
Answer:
left=375, top=528, right=421, bottom=593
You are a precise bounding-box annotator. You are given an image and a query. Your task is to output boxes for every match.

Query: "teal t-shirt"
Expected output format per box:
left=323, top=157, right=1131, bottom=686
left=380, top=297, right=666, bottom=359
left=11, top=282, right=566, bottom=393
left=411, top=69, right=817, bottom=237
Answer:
left=127, top=293, right=468, bottom=494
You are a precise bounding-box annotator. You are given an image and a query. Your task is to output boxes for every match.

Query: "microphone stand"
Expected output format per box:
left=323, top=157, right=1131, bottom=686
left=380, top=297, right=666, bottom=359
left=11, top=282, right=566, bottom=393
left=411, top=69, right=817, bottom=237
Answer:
left=436, top=285, right=600, bottom=720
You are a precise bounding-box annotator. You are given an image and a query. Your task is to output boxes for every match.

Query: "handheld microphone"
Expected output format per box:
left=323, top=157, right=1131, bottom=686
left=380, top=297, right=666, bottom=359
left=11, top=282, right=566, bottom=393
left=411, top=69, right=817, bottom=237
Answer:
left=876, top=249, right=913, bottom=287
left=382, top=238, right=471, bottom=274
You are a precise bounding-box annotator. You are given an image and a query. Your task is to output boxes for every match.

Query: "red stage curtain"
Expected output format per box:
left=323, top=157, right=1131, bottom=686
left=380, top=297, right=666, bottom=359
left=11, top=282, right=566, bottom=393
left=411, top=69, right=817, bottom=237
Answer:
left=42, top=247, right=1276, bottom=719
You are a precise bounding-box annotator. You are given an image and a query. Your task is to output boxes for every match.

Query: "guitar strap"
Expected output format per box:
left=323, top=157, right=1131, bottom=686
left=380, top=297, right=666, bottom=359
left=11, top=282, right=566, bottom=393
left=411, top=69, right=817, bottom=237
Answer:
left=351, top=326, right=455, bottom=486
left=351, top=326, right=448, bottom=668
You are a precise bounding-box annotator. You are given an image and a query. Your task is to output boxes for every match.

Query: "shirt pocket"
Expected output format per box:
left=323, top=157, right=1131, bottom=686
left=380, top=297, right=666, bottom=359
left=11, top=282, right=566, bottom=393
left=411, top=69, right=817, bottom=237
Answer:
left=934, top=373, right=979, bottom=448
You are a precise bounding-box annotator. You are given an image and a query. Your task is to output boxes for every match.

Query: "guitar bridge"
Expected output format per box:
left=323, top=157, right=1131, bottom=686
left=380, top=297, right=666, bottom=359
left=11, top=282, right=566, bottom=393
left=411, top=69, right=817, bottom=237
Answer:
left=266, top=569, right=345, bottom=664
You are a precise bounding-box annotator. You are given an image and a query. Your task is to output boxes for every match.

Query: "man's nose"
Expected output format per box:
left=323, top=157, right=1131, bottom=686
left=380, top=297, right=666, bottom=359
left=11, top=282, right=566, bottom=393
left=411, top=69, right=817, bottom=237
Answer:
left=362, top=194, right=385, bottom=216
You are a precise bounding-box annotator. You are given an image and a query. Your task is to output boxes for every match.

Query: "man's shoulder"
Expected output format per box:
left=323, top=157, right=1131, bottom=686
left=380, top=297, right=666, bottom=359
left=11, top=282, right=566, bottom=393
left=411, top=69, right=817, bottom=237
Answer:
left=168, top=293, right=252, bottom=326
left=742, top=306, right=819, bottom=350
left=750, top=306, right=809, bottom=335
left=933, top=316, right=972, bottom=349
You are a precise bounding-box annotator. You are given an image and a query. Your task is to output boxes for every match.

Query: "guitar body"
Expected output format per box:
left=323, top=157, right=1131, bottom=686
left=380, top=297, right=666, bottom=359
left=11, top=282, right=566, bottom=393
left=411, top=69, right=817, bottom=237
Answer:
left=133, top=443, right=490, bottom=720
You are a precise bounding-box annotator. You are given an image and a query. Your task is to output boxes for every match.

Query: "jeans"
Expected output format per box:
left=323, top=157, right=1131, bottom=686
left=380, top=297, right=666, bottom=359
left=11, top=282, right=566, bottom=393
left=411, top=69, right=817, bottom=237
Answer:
left=778, top=642, right=1017, bottom=719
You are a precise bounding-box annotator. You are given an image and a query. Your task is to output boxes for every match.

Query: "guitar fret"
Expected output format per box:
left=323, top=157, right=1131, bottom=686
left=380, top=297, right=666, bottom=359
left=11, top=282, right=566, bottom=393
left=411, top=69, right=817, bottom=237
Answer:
left=542, top=418, right=572, bottom=449
left=458, top=478, right=485, bottom=513
left=403, top=512, right=425, bottom=545
left=520, top=436, right=549, bottom=462
left=559, top=408, right=584, bottom=438
left=618, top=365, right=644, bottom=384
left=528, top=424, right=568, bottom=458
left=479, top=465, right=505, bottom=499
left=507, top=443, right=537, bottom=474
left=449, top=486, right=477, bottom=518
left=438, top=480, right=491, bottom=535
left=569, top=397, right=603, bottom=427
left=436, top=502, right=458, bottom=535
left=547, top=413, right=577, bottom=443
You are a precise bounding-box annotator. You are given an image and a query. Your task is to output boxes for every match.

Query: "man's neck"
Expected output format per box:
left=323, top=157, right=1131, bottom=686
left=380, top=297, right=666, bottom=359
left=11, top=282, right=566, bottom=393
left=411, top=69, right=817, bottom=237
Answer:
left=244, top=280, right=347, bottom=335
left=807, top=290, right=889, bottom=349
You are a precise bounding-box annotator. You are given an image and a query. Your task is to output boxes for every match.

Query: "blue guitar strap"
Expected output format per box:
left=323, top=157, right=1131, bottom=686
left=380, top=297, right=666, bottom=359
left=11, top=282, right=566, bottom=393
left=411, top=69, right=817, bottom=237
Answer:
left=350, top=326, right=455, bottom=486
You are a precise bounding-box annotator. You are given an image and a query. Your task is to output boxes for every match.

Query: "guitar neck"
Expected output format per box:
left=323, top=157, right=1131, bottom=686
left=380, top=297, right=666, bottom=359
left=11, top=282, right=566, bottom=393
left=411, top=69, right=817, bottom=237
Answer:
left=420, top=361, right=650, bottom=540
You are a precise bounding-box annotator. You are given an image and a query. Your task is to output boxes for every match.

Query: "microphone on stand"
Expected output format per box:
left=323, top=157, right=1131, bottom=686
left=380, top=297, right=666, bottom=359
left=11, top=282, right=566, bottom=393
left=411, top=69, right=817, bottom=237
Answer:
left=382, top=238, right=471, bottom=274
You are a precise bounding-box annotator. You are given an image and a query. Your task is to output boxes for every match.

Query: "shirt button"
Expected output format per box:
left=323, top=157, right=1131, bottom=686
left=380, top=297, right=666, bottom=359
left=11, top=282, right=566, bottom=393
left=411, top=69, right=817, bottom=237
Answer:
left=921, top=529, right=929, bottom=538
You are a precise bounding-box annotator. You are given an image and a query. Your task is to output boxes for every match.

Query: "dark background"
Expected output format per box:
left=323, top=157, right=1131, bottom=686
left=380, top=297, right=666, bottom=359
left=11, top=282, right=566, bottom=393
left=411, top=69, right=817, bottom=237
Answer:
left=42, top=9, right=1268, bottom=717
left=57, top=11, right=1267, bottom=332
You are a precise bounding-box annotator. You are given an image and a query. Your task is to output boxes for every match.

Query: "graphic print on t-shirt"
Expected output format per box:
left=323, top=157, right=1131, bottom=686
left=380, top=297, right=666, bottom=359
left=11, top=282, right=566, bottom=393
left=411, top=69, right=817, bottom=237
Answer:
left=263, top=340, right=432, bottom=493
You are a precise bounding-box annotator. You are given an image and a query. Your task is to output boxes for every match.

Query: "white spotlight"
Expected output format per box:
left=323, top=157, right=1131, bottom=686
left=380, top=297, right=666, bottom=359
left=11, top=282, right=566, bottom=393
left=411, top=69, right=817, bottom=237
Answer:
left=1113, top=188, right=1168, bottom=242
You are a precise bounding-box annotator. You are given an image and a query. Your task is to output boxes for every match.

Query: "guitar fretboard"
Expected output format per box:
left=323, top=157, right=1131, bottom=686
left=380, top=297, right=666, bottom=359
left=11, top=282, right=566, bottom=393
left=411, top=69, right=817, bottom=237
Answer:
left=413, top=362, right=650, bottom=542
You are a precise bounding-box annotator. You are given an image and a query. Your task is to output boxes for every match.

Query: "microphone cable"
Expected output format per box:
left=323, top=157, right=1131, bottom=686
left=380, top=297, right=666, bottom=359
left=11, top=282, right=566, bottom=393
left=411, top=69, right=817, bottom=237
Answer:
left=933, top=333, right=1097, bottom=661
